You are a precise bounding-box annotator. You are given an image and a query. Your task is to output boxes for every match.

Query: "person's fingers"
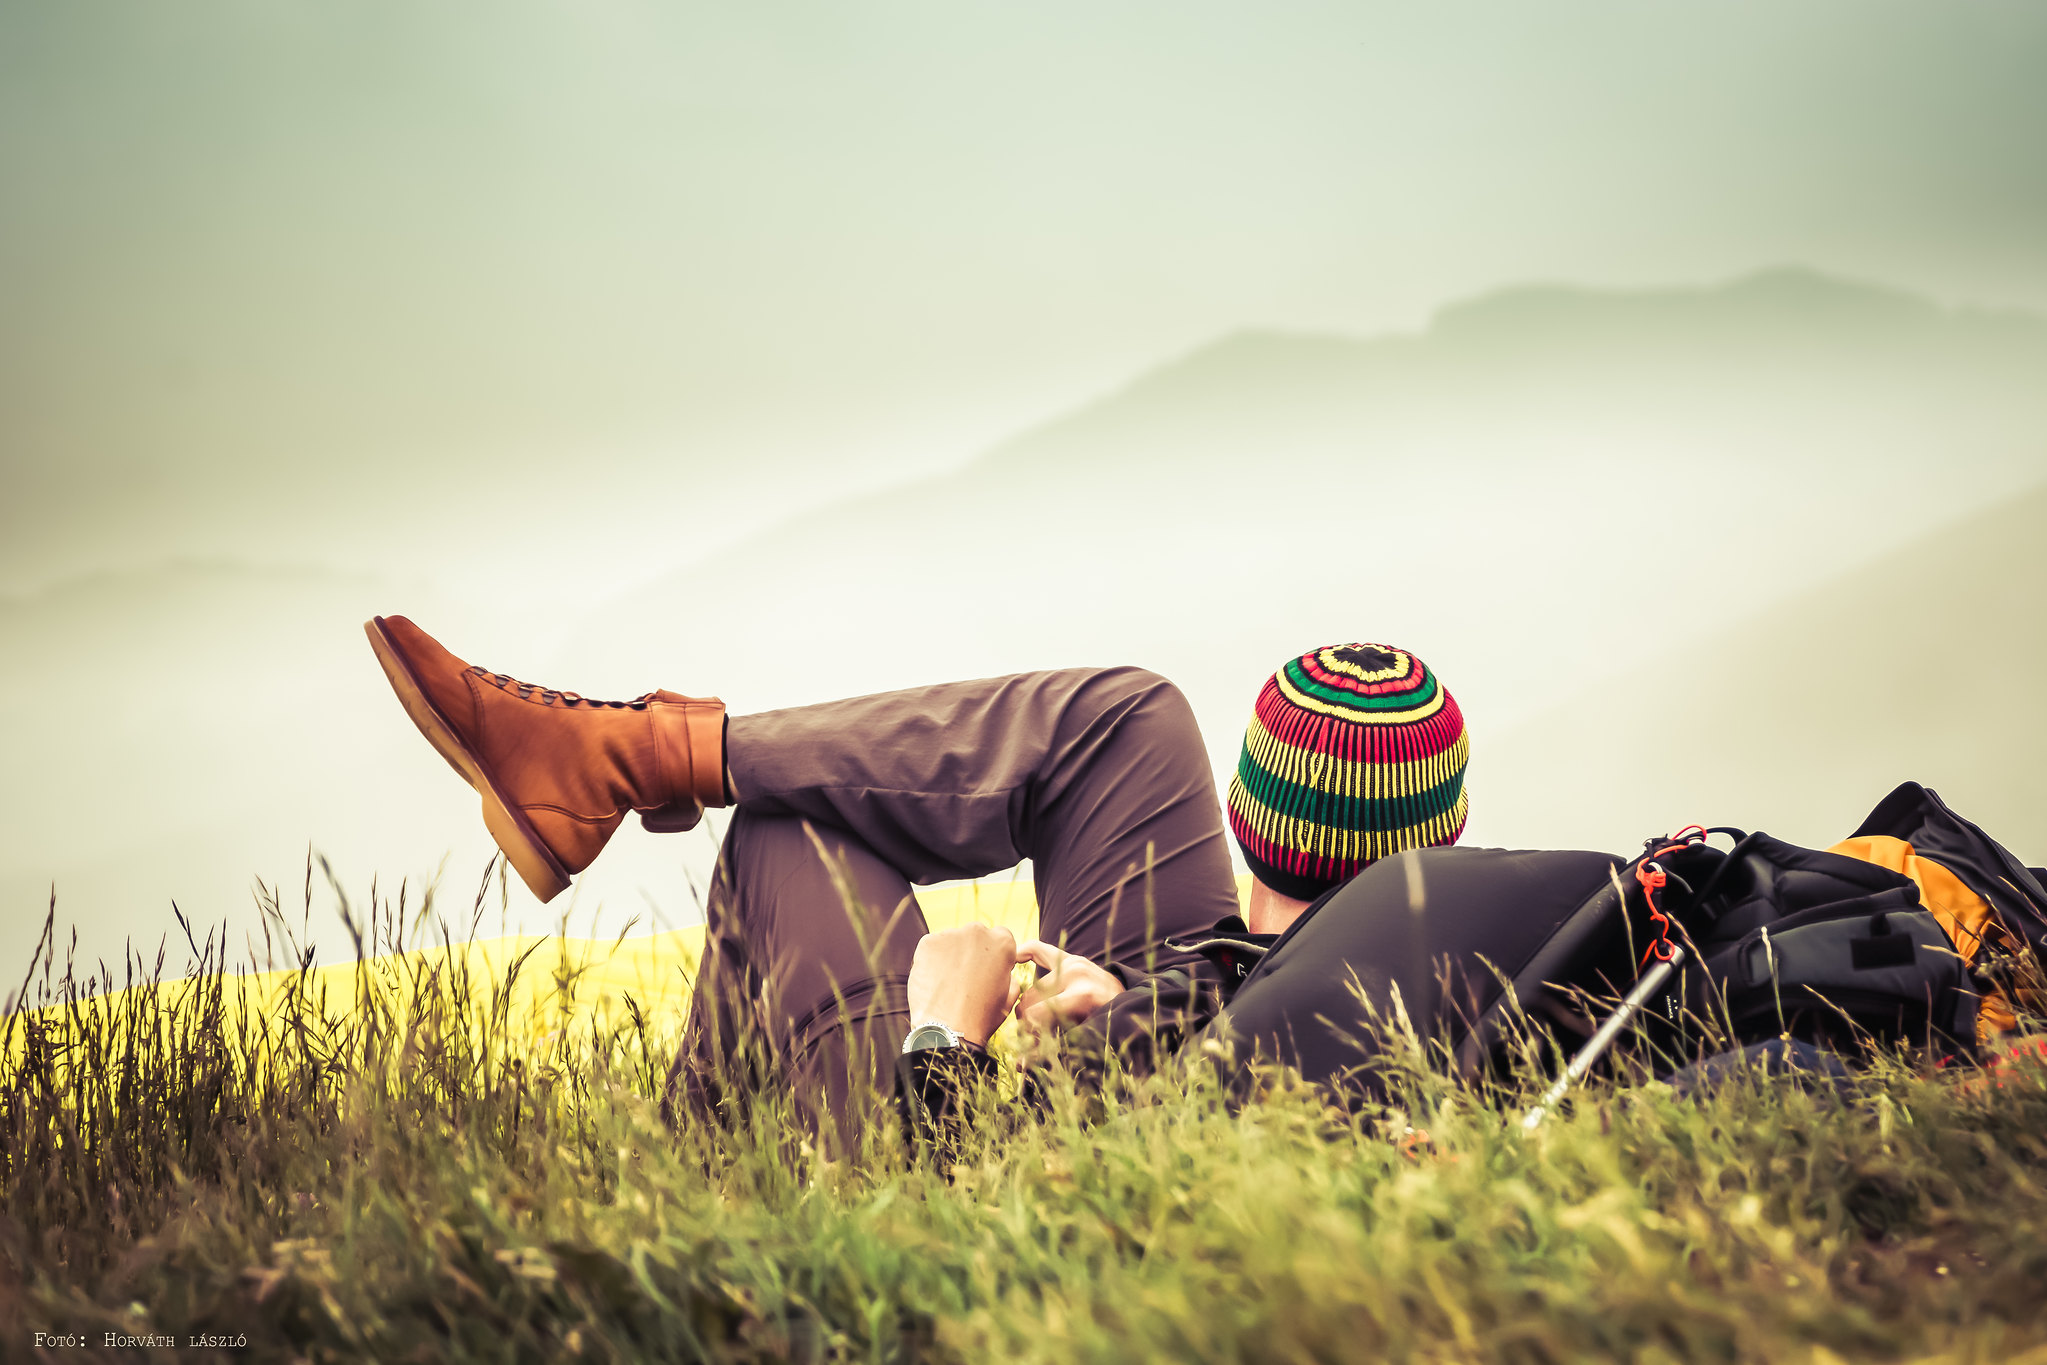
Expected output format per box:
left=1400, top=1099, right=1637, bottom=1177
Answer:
left=1004, top=972, right=1028, bottom=1017
left=1013, top=979, right=1058, bottom=1017
left=1015, top=940, right=1066, bottom=972
left=1017, top=997, right=1059, bottom=1036
left=1008, top=936, right=1127, bottom=1037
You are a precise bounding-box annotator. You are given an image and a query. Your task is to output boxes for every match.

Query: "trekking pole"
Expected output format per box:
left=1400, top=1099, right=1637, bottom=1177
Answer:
left=1520, top=942, right=1687, bottom=1133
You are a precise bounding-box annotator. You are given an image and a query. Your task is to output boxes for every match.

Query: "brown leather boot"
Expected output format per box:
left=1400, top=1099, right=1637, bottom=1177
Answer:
left=365, top=615, right=727, bottom=902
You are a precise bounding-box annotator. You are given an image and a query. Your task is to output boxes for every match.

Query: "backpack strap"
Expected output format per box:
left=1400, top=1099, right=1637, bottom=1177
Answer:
left=1635, top=826, right=1716, bottom=970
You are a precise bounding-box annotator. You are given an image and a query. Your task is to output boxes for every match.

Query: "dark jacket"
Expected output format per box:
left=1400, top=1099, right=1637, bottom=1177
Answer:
left=895, top=850, right=1621, bottom=1138
left=1069, top=915, right=1282, bottom=1069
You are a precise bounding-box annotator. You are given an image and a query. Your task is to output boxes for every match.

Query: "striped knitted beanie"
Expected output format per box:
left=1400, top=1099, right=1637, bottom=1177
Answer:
left=1227, top=643, right=1469, bottom=900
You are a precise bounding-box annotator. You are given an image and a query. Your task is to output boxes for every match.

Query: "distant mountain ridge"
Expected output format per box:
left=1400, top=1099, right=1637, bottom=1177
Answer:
left=952, top=266, right=2047, bottom=480
left=558, top=266, right=2047, bottom=726
left=1477, top=479, right=2047, bottom=860
left=1432, top=267, right=1960, bottom=341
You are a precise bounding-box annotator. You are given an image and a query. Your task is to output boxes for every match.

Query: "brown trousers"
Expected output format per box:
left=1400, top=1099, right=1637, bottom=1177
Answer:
left=663, top=667, right=1239, bottom=1148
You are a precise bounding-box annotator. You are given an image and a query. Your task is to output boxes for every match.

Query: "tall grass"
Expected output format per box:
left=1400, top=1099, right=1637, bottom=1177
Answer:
left=4, top=860, right=2047, bottom=1363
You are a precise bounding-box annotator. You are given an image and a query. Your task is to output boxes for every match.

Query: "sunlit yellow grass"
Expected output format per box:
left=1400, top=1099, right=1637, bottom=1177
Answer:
left=12, top=876, right=1251, bottom=1058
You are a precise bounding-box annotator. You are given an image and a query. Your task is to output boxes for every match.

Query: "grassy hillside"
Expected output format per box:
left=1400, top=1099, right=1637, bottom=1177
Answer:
left=1479, top=481, right=2047, bottom=860
left=5, top=869, right=2047, bottom=1364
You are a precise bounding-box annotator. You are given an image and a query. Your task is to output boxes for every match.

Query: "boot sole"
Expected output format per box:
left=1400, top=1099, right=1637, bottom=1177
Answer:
left=364, top=617, right=575, bottom=903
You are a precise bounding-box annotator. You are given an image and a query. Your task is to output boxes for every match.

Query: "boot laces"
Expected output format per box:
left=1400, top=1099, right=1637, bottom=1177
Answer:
left=469, top=667, right=656, bottom=710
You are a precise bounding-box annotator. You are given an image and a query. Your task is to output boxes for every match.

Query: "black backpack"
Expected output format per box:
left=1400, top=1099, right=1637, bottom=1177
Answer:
left=1467, top=782, right=2047, bottom=1080
left=1211, top=782, right=2047, bottom=1093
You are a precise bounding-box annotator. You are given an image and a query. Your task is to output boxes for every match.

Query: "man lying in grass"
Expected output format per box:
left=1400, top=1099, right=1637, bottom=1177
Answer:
left=365, top=618, right=1468, bottom=1151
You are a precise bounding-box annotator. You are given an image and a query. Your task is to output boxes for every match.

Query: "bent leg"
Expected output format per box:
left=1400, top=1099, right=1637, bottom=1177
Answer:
left=728, top=668, right=1238, bottom=969
left=666, top=810, right=928, bottom=1154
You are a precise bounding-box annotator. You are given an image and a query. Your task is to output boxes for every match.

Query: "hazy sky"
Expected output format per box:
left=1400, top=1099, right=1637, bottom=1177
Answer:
left=4, top=1, right=2047, bottom=977
left=5, top=0, right=2047, bottom=598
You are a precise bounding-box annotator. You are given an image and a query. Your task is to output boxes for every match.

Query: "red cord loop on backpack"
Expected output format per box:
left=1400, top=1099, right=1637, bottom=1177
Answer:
left=1636, top=826, right=1708, bottom=972
left=1637, top=861, right=1675, bottom=969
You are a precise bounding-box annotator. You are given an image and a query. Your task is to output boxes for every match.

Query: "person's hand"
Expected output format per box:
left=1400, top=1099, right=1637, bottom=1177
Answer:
left=1012, top=940, right=1124, bottom=1039
left=906, top=924, right=1021, bottom=1047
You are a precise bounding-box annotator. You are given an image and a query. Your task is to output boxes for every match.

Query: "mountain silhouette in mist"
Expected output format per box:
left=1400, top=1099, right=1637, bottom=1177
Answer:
left=1478, top=479, right=2047, bottom=857
left=955, top=266, right=2046, bottom=481
left=558, top=268, right=2047, bottom=765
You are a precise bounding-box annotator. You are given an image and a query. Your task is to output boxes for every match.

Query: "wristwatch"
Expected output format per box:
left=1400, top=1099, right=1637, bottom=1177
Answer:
left=901, top=1019, right=974, bottom=1054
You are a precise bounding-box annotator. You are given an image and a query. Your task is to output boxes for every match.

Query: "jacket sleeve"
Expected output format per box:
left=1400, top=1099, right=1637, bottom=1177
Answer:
left=894, top=1045, right=1000, bottom=1159
left=891, top=960, right=1230, bottom=1154
left=1060, top=960, right=1229, bottom=1077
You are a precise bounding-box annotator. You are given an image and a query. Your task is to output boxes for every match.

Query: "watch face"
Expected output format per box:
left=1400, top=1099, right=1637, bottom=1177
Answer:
left=903, top=1022, right=961, bottom=1053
